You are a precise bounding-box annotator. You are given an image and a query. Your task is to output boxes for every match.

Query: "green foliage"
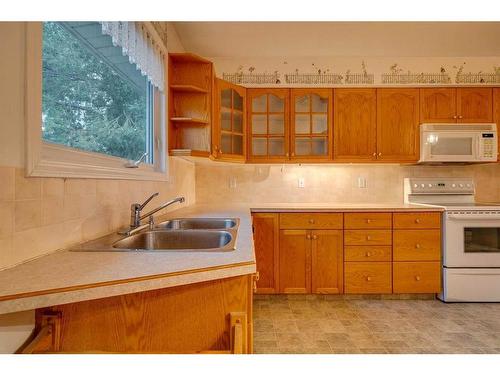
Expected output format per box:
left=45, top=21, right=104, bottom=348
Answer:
left=42, top=22, right=148, bottom=161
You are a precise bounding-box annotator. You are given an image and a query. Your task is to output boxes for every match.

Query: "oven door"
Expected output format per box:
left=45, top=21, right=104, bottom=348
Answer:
left=421, top=131, right=479, bottom=162
left=444, top=211, right=500, bottom=267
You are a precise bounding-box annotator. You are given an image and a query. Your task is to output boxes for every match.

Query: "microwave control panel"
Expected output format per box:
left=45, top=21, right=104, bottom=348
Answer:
left=480, top=132, right=497, bottom=160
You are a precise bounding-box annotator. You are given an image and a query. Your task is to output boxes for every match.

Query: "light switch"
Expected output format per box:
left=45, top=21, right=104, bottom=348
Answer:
left=357, top=176, right=367, bottom=188
left=298, top=178, right=305, bottom=188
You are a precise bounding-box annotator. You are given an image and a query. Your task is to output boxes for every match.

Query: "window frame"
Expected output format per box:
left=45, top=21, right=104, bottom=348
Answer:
left=25, top=22, right=169, bottom=181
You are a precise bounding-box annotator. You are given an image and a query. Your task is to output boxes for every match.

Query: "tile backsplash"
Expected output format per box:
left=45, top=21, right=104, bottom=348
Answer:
left=195, top=162, right=500, bottom=204
left=0, top=157, right=195, bottom=270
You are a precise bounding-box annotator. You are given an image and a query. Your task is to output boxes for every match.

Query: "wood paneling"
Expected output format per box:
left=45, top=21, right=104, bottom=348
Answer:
left=252, top=213, right=279, bottom=294
left=333, top=88, right=377, bottom=161
left=344, top=262, right=392, bottom=294
left=393, top=212, right=441, bottom=229
left=344, top=229, right=392, bottom=246
left=36, top=275, right=253, bottom=353
left=344, top=212, right=392, bottom=229
left=494, top=88, right=500, bottom=160
left=393, top=262, right=441, bottom=293
left=311, top=230, right=343, bottom=294
left=279, top=213, right=343, bottom=230
left=344, top=246, right=392, bottom=262
left=376, top=88, right=420, bottom=162
left=279, top=229, right=311, bottom=293
left=420, top=88, right=457, bottom=123
left=393, top=229, right=441, bottom=261
left=457, top=87, right=493, bottom=123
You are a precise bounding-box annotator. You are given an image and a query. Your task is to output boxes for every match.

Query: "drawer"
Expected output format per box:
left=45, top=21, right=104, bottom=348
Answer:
left=279, top=213, right=343, bottom=229
left=393, top=262, right=441, bottom=293
left=344, top=262, right=392, bottom=294
left=393, top=230, right=441, bottom=261
left=344, top=246, right=392, bottom=262
left=344, top=230, right=392, bottom=246
left=393, top=212, right=441, bottom=229
left=344, top=213, right=392, bottom=229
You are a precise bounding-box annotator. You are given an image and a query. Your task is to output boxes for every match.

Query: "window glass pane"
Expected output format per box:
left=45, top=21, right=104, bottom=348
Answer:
left=295, top=95, right=309, bottom=112
left=233, top=112, right=243, bottom=133
left=252, top=137, right=267, bottom=155
left=252, top=95, right=267, bottom=112
left=221, top=133, right=232, bottom=154
left=269, top=114, right=284, bottom=134
left=41, top=22, right=150, bottom=161
left=295, top=114, right=310, bottom=134
left=221, top=109, right=231, bottom=131
left=269, top=138, right=285, bottom=156
left=252, top=114, right=267, bottom=134
left=221, top=89, right=232, bottom=109
left=233, top=135, right=243, bottom=155
left=312, top=94, right=328, bottom=112
left=233, top=91, right=243, bottom=111
left=269, top=94, right=284, bottom=112
left=295, top=138, right=311, bottom=155
left=312, top=137, right=328, bottom=155
left=312, top=114, right=328, bottom=134
left=464, top=228, right=500, bottom=253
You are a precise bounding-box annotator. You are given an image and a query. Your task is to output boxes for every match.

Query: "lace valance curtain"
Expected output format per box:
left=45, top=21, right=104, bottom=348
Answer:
left=100, top=22, right=165, bottom=91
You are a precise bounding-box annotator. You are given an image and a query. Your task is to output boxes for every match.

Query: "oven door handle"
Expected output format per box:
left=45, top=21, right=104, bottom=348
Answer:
left=447, top=213, right=500, bottom=220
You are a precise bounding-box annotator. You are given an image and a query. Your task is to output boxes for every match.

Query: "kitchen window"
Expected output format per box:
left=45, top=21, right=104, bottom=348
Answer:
left=26, top=22, right=168, bottom=180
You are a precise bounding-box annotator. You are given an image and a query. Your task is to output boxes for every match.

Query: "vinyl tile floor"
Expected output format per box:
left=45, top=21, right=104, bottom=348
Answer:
left=252, top=295, right=500, bottom=354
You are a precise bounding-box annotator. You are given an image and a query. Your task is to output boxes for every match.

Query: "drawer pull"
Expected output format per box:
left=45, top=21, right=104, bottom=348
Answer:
left=366, top=219, right=372, bottom=224
left=366, top=235, right=372, bottom=241
left=415, top=218, right=421, bottom=224
left=415, top=276, right=421, bottom=281
left=306, top=234, right=311, bottom=240
left=312, top=234, right=318, bottom=240
left=365, top=252, right=372, bottom=257
left=308, top=219, right=315, bottom=224
left=415, top=243, right=421, bottom=249
left=366, top=276, right=372, bottom=281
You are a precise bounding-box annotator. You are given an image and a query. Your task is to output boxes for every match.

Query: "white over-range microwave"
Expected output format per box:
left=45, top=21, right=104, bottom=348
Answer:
left=419, top=123, right=498, bottom=163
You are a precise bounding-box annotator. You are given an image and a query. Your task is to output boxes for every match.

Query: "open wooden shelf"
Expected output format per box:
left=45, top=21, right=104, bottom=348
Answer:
left=170, top=84, right=209, bottom=93
left=170, top=117, right=209, bottom=125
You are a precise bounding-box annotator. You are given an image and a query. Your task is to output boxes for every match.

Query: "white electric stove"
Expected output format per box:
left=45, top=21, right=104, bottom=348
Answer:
left=404, top=177, right=500, bottom=302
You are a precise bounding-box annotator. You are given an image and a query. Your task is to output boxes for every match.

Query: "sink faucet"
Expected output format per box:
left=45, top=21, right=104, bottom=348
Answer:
left=129, top=193, right=185, bottom=229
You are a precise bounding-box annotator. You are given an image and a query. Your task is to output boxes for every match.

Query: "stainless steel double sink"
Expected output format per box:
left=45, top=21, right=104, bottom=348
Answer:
left=70, top=218, right=239, bottom=253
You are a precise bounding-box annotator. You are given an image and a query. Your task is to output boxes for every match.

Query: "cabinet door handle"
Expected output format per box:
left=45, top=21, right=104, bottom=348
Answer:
left=306, top=234, right=311, bottom=240
left=291, top=152, right=295, bottom=157
left=378, top=153, right=382, bottom=157
left=372, top=152, right=377, bottom=157
left=285, top=152, right=289, bottom=157
left=415, top=243, right=421, bottom=249
left=458, top=115, right=463, bottom=119
left=312, top=234, right=318, bottom=240
left=453, top=115, right=457, bottom=119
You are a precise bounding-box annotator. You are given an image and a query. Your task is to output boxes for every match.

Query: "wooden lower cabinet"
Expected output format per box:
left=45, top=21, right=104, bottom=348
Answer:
left=28, top=275, right=254, bottom=354
left=393, top=262, right=441, bottom=293
left=279, top=229, right=311, bottom=293
left=279, top=229, right=343, bottom=294
left=344, top=262, right=392, bottom=294
left=252, top=213, right=279, bottom=294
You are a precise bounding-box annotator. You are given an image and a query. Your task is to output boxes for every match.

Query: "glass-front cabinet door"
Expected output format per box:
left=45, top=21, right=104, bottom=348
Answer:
left=247, top=89, right=290, bottom=162
left=213, top=79, right=246, bottom=161
left=290, top=89, right=332, bottom=161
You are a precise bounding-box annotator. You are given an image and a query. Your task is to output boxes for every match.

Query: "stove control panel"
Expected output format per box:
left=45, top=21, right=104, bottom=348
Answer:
left=404, top=178, right=475, bottom=195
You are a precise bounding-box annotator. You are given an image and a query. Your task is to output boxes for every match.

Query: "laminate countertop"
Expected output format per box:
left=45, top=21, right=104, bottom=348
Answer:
left=0, top=202, right=443, bottom=314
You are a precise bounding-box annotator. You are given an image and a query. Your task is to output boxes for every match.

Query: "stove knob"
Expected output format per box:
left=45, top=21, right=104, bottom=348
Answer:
left=459, top=184, right=464, bottom=188
left=451, top=183, right=456, bottom=188
left=466, top=184, right=471, bottom=188
left=420, top=184, right=425, bottom=188
left=428, top=184, right=433, bottom=188
left=413, top=183, right=418, bottom=188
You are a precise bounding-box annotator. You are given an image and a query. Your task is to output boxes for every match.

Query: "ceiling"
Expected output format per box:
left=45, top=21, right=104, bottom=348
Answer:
left=172, top=22, right=500, bottom=58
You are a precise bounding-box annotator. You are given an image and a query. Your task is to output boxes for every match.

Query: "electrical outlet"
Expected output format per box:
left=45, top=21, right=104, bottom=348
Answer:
left=298, top=178, right=305, bottom=188
left=357, top=176, right=367, bottom=188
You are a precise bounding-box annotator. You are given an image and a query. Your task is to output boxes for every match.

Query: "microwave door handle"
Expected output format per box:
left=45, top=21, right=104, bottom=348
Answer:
left=476, top=137, right=481, bottom=158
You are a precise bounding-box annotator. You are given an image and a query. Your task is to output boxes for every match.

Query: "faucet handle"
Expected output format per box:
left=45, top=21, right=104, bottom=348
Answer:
left=139, top=192, right=159, bottom=210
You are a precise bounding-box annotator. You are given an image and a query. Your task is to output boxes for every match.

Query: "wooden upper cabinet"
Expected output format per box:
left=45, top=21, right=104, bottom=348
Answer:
left=494, top=88, right=500, bottom=160
left=247, top=88, right=290, bottom=162
left=290, top=89, right=332, bottom=161
left=252, top=213, right=279, bottom=294
left=333, top=88, right=377, bottom=161
left=376, top=88, right=420, bottom=162
left=213, top=79, right=246, bottom=161
left=457, top=88, right=493, bottom=123
left=420, top=88, right=457, bottom=123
